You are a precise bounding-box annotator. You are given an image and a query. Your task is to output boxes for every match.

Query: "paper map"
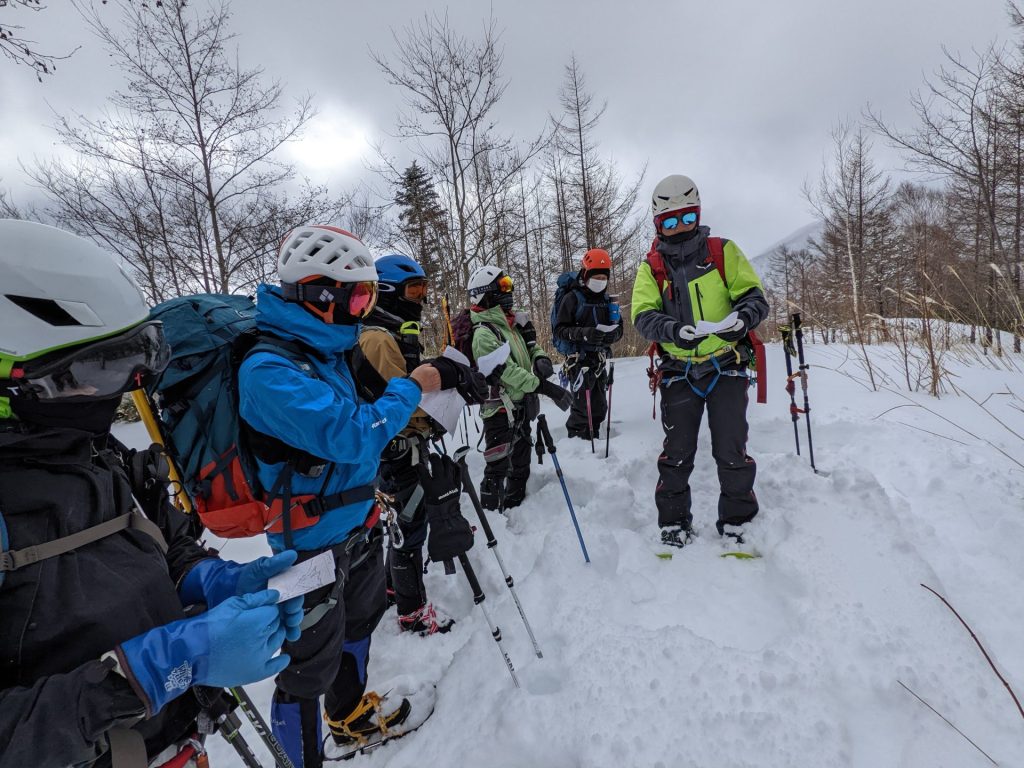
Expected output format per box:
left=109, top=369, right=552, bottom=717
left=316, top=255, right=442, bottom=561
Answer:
left=268, top=550, right=336, bottom=602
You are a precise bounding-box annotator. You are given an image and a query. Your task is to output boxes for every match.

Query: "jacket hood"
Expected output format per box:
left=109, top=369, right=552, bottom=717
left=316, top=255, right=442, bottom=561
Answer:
left=469, top=304, right=513, bottom=326
left=254, top=284, right=360, bottom=356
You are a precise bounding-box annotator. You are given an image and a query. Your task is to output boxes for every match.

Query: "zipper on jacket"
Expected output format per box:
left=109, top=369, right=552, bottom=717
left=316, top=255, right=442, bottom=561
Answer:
left=695, top=283, right=706, bottom=320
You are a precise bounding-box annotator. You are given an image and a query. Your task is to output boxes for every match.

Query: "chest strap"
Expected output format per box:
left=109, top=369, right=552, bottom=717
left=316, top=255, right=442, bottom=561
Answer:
left=0, top=511, right=168, bottom=574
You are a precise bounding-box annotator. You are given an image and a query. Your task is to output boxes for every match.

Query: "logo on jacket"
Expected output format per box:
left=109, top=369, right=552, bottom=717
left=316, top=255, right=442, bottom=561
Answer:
left=696, top=261, right=714, bottom=271
left=164, top=661, right=193, bottom=692
left=438, top=488, right=459, bottom=501
left=371, top=417, right=388, bottom=429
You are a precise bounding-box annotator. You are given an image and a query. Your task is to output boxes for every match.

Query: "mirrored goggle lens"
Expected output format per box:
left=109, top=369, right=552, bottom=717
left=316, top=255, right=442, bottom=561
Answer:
left=497, top=275, right=514, bottom=293
left=682, top=212, right=698, bottom=225
left=402, top=280, right=429, bottom=301
left=12, top=322, right=170, bottom=401
left=660, top=216, right=680, bottom=230
left=348, top=281, right=378, bottom=318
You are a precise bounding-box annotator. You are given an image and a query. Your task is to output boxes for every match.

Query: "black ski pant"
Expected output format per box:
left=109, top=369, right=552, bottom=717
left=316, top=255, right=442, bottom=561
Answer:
left=481, top=404, right=534, bottom=510
left=565, top=370, right=602, bottom=442
left=272, top=530, right=387, bottom=768
left=380, top=449, right=429, bottom=617
left=655, top=372, right=758, bottom=530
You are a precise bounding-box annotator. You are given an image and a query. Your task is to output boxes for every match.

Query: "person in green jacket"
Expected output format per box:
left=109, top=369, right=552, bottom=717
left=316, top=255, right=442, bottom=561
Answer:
left=467, top=265, right=572, bottom=511
left=631, top=174, right=769, bottom=549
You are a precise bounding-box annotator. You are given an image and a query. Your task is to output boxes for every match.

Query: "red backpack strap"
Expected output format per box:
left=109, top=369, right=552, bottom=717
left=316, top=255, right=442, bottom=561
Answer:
left=645, top=236, right=672, bottom=300
left=706, top=237, right=726, bottom=284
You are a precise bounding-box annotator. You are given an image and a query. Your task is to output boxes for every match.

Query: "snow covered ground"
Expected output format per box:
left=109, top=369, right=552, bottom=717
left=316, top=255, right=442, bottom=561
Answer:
left=116, top=342, right=1024, bottom=767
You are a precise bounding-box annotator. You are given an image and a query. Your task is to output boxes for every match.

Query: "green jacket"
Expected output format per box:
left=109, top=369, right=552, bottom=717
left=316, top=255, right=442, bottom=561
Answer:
left=470, top=305, right=547, bottom=413
left=630, top=229, right=769, bottom=361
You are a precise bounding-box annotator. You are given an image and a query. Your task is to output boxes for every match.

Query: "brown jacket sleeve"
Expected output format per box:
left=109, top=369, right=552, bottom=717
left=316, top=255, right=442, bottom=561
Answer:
left=358, top=328, right=432, bottom=436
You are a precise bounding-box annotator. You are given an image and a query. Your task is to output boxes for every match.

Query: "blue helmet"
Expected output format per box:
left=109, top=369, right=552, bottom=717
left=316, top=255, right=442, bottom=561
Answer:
left=374, top=254, right=428, bottom=321
left=375, top=254, right=426, bottom=288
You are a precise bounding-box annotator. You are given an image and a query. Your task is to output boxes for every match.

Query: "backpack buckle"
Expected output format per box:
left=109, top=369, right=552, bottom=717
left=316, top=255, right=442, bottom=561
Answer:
left=299, top=496, right=325, bottom=520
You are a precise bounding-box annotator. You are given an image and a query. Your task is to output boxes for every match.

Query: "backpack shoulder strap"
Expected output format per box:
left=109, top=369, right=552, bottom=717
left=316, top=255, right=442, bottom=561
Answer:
left=706, top=237, right=727, bottom=284
left=645, top=237, right=672, bottom=300
left=346, top=340, right=390, bottom=403
left=0, top=512, right=168, bottom=576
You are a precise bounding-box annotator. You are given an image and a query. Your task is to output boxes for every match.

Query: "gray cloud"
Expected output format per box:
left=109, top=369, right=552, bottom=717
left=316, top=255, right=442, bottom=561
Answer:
left=0, top=0, right=1012, bottom=256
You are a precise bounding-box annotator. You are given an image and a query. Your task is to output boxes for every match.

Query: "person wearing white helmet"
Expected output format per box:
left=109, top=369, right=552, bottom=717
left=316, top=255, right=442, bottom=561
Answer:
left=238, top=225, right=486, bottom=766
left=631, top=175, right=769, bottom=550
left=465, top=265, right=572, bottom=511
left=0, top=219, right=305, bottom=768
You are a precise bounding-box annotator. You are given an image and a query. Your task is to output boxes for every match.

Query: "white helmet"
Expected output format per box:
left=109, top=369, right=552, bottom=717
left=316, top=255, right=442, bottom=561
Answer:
left=651, top=174, right=701, bottom=217
left=467, top=264, right=507, bottom=298
left=278, top=225, right=377, bottom=285
left=0, top=219, right=149, bottom=363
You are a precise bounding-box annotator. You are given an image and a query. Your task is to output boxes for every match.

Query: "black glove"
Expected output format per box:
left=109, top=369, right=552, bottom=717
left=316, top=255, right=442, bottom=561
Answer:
left=533, top=356, right=554, bottom=380
left=576, top=327, right=610, bottom=346
left=428, top=357, right=489, bottom=405
left=417, top=454, right=474, bottom=563
left=538, top=379, right=572, bottom=411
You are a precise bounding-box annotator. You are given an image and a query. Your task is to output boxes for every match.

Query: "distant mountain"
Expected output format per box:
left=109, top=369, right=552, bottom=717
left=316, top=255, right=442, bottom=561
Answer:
left=750, top=221, right=823, bottom=279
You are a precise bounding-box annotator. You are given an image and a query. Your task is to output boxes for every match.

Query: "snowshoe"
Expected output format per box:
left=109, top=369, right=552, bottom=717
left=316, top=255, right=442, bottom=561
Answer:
left=323, top=678, right=436, bottom=761
left=654, top=524, right=696, bottom=559
left=716, top=522, right=761, bottom=559
left=398, top=603, right=454, bottom=636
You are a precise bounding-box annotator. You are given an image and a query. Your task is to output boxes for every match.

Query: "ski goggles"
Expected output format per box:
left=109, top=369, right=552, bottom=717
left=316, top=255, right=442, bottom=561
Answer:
left=401, top=279, right=429, bottom=302
left=656, top=210, right=698, bottom=230
left=284, top=279, right=379, bottom=322
left=497, top=274, right=514, bottom=293
left=4, top=321, right=170, bottom=402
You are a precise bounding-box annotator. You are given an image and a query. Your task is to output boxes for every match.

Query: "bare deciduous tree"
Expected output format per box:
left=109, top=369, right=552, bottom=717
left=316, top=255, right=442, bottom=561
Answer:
left=29, top=0, right=341, bottom=301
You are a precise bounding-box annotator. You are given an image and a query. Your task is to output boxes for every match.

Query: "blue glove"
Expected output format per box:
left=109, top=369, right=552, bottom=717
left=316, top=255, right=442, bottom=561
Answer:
left=179, top=551, right=298, bottom=608
left=117, top=589, right=292, bottom=716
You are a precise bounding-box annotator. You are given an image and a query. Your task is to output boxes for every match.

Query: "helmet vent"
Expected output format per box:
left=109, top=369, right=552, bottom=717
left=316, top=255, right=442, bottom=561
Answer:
left=6, top=295, right=82, bottom=326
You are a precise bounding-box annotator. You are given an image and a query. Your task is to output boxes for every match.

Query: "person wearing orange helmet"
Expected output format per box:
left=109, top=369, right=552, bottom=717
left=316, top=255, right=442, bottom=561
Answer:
left=551, top=248, right=624, bottom=440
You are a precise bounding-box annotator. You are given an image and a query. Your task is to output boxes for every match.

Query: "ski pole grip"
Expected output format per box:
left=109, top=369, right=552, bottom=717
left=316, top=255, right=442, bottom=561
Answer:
left=443, top=558, right=456, bottom=576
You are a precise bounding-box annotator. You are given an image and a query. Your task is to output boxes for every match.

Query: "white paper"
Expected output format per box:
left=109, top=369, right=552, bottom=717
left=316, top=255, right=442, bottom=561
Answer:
left=268, top=550, right=336, bottom=603
left=595, top=323, right=620, bottom=333
left=419, top=389, right=464, bottom=435
left=695, top=311, right=739, bottom=338
left=419, top=343, right=511, bottom=435
left=475, top=342, right=510, bottom=377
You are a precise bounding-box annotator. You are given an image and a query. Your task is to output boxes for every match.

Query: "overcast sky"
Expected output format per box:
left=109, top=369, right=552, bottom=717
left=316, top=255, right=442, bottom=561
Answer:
left=0, top=0, right=1015, bottom=257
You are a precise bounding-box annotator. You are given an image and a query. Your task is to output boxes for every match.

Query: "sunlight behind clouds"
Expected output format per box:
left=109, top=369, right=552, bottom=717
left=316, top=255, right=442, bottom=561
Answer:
left=285, top=103, right=372, bottom=181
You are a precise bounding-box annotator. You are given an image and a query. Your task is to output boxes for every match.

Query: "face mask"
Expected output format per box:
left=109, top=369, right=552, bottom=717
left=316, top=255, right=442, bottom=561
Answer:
left=587, top=278, right=608, bottom=293
left=10, top=395, right=122, bottom=436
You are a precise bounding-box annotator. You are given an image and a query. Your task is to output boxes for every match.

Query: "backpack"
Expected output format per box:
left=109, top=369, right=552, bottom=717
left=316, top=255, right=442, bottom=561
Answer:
left=145, top=294, right=349, bottom=543
left=449, top=306, right=504, bottom=367
left=549, top=271, right=605, bottom=356
left=645, top=237, right=767, bottom=404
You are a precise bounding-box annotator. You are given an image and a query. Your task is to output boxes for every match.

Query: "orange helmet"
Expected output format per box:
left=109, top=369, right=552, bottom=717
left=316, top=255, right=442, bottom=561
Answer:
left=581, top=248, right=611, bottom=273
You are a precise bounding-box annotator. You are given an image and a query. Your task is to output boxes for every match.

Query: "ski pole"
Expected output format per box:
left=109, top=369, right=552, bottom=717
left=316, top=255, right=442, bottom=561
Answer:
left=458, top=552, right=520, bottom=688
left=779, top=325, right=801, bottom=456
left=604, top=362, right=614, bottom=459
left=585, top=387, right=596, bottom=453
left=792, top=313, right=818, bottom=472
left=231, top=687, right=295, bottom=768
left=214, top=709, right=265, bottom=768
left=535, top=415, right=590, bottom=563
left=453, top=447, right=543, bottom=658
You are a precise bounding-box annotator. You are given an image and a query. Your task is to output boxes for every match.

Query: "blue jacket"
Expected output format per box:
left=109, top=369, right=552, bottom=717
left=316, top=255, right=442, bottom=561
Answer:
left=238, top=285, right=421, bottom=553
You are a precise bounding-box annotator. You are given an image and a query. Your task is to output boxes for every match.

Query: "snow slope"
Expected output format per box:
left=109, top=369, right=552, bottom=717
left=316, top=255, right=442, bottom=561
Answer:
left=750, top=221, right=823, bottom=279
left=117, top=343, right=1024, bottom=767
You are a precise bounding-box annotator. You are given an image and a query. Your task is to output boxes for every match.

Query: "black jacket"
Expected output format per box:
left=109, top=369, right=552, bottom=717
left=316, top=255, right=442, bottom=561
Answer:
left=0, top=424, right=211, bottom=768
left=552, top=279, right=624, bottom=356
